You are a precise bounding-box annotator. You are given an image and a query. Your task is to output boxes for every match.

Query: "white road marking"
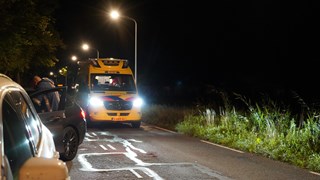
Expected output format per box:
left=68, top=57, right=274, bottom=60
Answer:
left=107, top=144, right=116, bottom=150
left=85, top=132, right=147, bottom=154
left=130, top=169, right=143, bottom=178
left=99, top=144, right=108, bottom=150
left=78, top=153, right=164, bottom=180
left=78, top=131, right=232, bottom=180
left=128, top=139, right=143, bottom=143
left=310, top=171, right=320, bottom=176
left=78, top=152, right=229, bottom=180
left=85, top=132, right=94, bottom=137
left=152, top=126, right=177, bottom=134
left=200, top=140, right=244, bottom=153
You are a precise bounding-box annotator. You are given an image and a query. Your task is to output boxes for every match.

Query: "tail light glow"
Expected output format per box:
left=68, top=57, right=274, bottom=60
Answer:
left=80, top=109, right=86, bottom=119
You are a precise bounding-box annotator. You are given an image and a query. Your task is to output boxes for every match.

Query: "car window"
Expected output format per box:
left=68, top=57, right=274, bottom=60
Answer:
left=3, top=95, right=34, bottom=179
left=10, top=91, right=41, bottom=149
left=90, top=74, right=136, bottom=92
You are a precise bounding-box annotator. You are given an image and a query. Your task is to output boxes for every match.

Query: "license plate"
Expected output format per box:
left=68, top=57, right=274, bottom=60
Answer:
left=112, top=117, right=125, bottom=121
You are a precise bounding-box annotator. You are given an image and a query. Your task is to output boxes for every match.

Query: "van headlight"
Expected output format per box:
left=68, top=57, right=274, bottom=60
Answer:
left=133, top=97, right=144, bottom=108
left=89, top=97, right=104, bottom=107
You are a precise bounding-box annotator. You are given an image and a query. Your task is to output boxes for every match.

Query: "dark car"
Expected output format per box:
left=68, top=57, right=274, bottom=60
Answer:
left=29, top=86, right=87, bottom=161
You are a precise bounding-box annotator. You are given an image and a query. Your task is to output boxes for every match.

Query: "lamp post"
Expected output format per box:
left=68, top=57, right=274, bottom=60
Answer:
left=110, top=10, right=138, bottom=85
left=82, top=43, right=100, bottom=59
left=59, top=68, right=67, bottom=86
left=70, top=55, right=78, bottom=85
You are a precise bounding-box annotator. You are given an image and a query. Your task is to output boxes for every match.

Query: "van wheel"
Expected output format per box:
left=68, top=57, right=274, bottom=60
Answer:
left=131, top=121, right=141, bottom=128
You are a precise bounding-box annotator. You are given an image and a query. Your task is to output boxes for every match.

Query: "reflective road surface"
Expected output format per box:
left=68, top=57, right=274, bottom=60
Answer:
left=67, top=123, right=320, bottom=180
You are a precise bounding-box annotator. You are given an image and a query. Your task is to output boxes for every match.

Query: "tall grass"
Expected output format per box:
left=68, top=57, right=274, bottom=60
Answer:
left=143, top=92, right=320, bottom=173
left=142, top=104, right=195, bottom=130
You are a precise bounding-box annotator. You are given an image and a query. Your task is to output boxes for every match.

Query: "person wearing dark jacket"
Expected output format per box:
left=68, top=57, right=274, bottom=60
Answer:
left=33, top=75, right=60, bottom=112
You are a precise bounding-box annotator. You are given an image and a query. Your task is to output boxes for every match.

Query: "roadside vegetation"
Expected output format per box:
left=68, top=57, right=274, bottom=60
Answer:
left=142, top=89, right=320, bottom=173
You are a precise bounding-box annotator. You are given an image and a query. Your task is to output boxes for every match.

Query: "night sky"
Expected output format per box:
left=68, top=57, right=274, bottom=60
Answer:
left=54, top=1, right=320, bottom=103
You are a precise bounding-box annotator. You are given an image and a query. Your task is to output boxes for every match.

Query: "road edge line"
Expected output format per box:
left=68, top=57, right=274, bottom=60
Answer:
left=152, top=126, right=177, bottom=134
left=309, top=171, right=320, bottom=176
left=200, top=140, right=244, bottom=153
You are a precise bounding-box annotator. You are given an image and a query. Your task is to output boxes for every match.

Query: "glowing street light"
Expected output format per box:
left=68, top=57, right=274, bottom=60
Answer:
left=109, top=10, right=138, bottom=85
left=59, top=67, right=68, bottom=85
left=82, top=43, right=100, bottom=59
left=71, top=55, right=77, bottom=61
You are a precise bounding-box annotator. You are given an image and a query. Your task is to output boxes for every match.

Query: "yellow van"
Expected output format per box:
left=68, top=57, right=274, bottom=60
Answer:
left=85, top=58, right=142, bottom=128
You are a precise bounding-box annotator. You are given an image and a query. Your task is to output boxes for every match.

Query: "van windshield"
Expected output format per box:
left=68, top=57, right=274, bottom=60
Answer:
left=90, top=74, right=136, bottom=92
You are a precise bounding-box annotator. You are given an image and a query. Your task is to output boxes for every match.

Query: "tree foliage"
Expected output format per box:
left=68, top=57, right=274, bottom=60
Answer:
left=0, top=0, right=64, bottom=82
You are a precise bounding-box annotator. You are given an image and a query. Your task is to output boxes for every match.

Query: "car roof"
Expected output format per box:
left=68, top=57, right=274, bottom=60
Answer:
left=0, top=74, right=24, bottom=92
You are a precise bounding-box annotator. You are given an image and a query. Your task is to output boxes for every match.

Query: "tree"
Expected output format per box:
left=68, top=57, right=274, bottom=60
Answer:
left=0, top=0, right=64, bottom=84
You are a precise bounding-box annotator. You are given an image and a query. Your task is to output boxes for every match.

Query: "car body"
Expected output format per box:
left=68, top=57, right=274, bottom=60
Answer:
left=0, top=74, right=69, bottom=179
left=29, top=86, right=87, bottom=161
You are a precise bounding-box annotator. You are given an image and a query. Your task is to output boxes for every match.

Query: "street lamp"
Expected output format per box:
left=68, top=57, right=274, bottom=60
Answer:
left=70, top=55, right=78, bottom=85
left=82, top=43, right=100, bottom=59
left=110, top=10, right=138, bottom=85
left=59, top=67, right=68, bottom=86
left=71, top=55, right=77, bottom=61
left=49, top=71, right=57, bottom=84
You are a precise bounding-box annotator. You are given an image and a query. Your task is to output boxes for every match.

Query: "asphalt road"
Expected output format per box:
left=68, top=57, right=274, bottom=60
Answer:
left=66, top=123, right=320, bottom=180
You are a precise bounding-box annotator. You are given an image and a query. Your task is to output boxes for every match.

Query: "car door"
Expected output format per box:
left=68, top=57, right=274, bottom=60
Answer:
left=0, top=74, right=69, bottom=179
left=29, top=86, right=85, bottom=161
left=1, top=90, right=37, bottom=179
